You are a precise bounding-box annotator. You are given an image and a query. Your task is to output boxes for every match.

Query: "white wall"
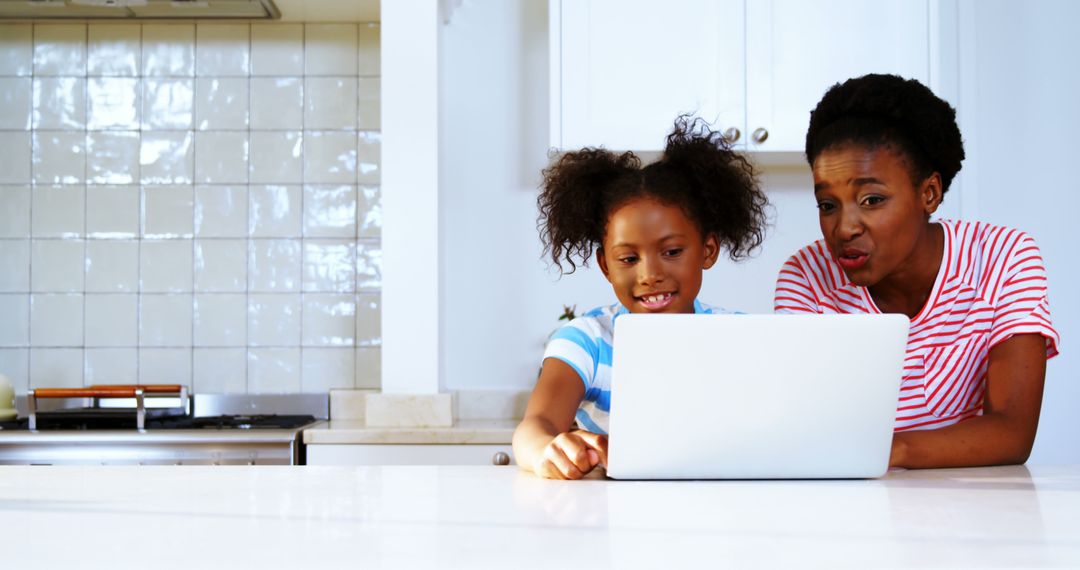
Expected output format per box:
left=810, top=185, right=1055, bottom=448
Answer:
left=958, top=0, right=1080, bottom=465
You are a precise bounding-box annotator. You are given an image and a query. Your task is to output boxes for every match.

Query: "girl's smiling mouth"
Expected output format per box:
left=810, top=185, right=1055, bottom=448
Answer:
left=636, top=292, right=676, bottom=310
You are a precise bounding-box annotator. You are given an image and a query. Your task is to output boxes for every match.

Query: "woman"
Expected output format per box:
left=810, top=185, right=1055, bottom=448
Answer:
left=775, top=74, right=1059, bottom=469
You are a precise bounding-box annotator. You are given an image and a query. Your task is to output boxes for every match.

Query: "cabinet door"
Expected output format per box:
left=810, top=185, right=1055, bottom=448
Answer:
left=306, top=444, right=515, bottom=466
left=746, top=0, right=930, bottom=152
left=553, top=0, right=745, bottom=151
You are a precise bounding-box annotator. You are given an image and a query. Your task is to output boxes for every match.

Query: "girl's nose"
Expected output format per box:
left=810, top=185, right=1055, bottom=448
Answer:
left=637, top=256, right=666, bottom=284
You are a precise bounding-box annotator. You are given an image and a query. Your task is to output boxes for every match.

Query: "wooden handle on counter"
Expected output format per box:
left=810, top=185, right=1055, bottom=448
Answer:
left=32, top=385, right=184, bottom=398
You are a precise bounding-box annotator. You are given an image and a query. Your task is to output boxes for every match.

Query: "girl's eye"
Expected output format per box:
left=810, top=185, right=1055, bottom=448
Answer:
left=619, top=256, right=638, bottom=264
left=664, top=248, right=684, bottom=257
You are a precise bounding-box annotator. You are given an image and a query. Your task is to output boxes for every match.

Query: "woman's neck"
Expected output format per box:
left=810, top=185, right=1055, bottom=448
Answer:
left=868, top=222, right=945, bottom=319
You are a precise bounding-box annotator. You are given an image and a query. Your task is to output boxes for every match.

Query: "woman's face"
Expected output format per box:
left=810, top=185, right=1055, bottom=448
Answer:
left=812, top=145, right=941, bottom=288
left=597, top=197, right=719, bottom=314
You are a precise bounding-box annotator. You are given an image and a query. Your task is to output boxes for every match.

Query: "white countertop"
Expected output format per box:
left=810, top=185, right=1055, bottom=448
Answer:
left=302, top=419, right=516, bottom=444
left=3, top=465, right=1078, bottom=568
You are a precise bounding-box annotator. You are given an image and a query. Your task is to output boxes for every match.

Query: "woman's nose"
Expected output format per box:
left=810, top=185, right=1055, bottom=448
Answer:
left=837, top=206, right=864, bottom=241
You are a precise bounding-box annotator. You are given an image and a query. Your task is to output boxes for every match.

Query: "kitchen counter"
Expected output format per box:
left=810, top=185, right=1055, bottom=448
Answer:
left=2, top=465, right=1078, bottom=568
left=302, top=419, right=517, bottom=444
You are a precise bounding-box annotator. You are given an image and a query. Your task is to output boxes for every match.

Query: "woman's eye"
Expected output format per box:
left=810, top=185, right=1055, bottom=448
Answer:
left=816, top=202, right=835, bottom=213
left=862, top=195, right=885, bottom=206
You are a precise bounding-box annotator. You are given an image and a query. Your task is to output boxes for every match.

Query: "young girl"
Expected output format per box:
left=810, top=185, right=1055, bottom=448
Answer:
left=513, top=117, right=769, bottom=479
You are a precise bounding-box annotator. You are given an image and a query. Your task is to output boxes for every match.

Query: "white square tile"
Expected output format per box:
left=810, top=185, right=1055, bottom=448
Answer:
left=87, top=78, right=141, bottom=130
left=356, top=242, right=382, bottom=291
left=247, top=293, right=301, bottom=346
left=194, top=132, right=248, bottom=184
left=0, top=294, right=29, bottom=346
left=249, top=131, right=303, bottom=184
left=250, top=77, right=303, bottom=130
left=303, top=240, right=355, bottom=293
left=194, top=185, right=247, bottom=237
left=0, top=348, right=29, bottom=394
left=32, top=77, right=86, bottom=130
left=30, top=240, right=84, bottom=293
left=31, top=185, right=85, bottom=238
left=140, top=131, right=194, bottom=184
left=139, top=295, right=192, bottom=347
left=30, top=293, right=83, bottom=346
left=357, top=77, right=380, bottom=130
left=305, top=24, right=357, bottom=76
left=84, top=347, right=138, bottom=385
left=32, top=132, right=85, bottom=185
left=85, top=240, right=138, bottom=293
left=142, top=24, right=194, bottom=77
left=357, top=185, right=381, bottom=238
left=248, top=239, right=301, bottom=292
left=0, top=241, right=30, bottom=293
left=142, top=78, right=194, bottom=130
left=142, top=185, right=193, bottom=238
left=305, top=77, right=357, bottom=130
left=87, top=131, right=140, bottom=185
left=0, top=77, right=32, bottom=130
left=33, top=24, right=86, bottom=76
left=302, top=293, right=355, bottom=347
left=193, top=348, right=246, bottom=393
left=139, top=348, right=192, bottom=385
left=86, top=185, right=139, bottom=238
left=357, top=24, right=380, bottom=76
left=302, top=347, right=355, bottom=392
left=87, top=24, right=140, bottom=77
left=304, top=131, right=356, bottom=184
left=196, top=24, right=250, bottom=76
left=195, top=77, right=248, bottom=130
left=84, top=294, right=138, bottom=347
left=249, top=185, right=302, bottom=238
left=193, top=293, right=247, bottom=347
left=140, top=241, right=193, bottom=293
left=0, top=186, right=31, bottom=238
left=247, top=347, right=300, bottom=393
left=355, top=347, right=381, bottom=389
left=357, top=131, right=381, bottom=184
left=0, top=133, right=31, bottom=184
left=356, top=293, right=381, bottom=347
left=193, top=239, right=246, bottom=292
left=251, top=24, right=303, bottom=76
left=303, top=185, right=356, bottom=238
left=0, top=24, right=33, bottom=76
left=30, top=348, right=83, bottom=388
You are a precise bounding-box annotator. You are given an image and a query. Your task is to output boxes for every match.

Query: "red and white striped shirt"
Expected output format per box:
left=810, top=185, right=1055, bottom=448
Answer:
left=774, top=220, right=1060, bottom=432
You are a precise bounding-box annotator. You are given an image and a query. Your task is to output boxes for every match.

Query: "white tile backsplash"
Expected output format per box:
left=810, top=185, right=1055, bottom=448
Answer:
left=3, top=22, right=381, bottom=394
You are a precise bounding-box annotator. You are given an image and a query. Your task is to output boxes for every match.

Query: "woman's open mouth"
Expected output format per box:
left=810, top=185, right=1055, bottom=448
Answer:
left=636, top=292, right=675, bottom=310
left=836, top=249, right=869, bottom=270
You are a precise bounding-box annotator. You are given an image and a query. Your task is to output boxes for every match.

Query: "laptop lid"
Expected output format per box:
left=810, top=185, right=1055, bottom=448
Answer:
left=606, top=313, right=909, bottom=479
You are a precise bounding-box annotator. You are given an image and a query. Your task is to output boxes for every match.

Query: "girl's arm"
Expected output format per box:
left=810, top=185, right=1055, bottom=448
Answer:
left=513, top=358, right=608, bottom=479
left=890, top=333, right=1047, bottom=468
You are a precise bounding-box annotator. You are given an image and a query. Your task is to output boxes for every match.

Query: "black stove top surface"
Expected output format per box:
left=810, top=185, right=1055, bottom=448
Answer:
left=0, top=414, right=318, bottom=431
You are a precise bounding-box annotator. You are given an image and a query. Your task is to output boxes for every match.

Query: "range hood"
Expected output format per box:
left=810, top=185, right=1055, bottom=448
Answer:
left=0, top=0, right=281, bottom=19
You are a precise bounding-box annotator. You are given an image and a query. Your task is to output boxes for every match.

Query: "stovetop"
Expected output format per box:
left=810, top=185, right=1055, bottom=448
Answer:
left=0, top=414, right=317, bottom=432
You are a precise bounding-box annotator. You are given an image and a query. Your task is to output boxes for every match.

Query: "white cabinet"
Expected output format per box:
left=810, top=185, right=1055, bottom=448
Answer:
left=551, top=0, right=935, bottom=153
left=306, top=444, right=515, bottom=466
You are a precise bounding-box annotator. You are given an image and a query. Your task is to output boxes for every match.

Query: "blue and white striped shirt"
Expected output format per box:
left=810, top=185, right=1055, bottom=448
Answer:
left=542, top=299, right=730, bottom=435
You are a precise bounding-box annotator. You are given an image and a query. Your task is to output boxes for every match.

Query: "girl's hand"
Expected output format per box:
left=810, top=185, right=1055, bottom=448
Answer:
left=533, top=430, right=608, bottom=480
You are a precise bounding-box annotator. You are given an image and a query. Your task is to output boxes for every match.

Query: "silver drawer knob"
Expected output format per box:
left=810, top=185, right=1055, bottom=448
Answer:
left=723, top=127, right=741, bottom=143
left=492, top=451, right=510, bottom=466
left=752, top=127, right=769, bottom=144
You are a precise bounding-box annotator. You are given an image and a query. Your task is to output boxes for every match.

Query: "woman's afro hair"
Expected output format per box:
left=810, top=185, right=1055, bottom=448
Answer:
left=805, top=73, right=965, bottom=194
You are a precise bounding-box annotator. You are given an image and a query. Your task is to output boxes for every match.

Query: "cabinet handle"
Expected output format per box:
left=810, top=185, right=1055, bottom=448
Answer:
left=723, top=127, right=741, bottom=143
left=492, top=451, right=511, bottom=466
left=752, top=127, right=769, bottom=144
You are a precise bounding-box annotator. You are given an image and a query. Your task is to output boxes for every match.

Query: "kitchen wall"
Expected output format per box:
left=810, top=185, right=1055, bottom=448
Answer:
left=0, top=22, right=382, bottom=395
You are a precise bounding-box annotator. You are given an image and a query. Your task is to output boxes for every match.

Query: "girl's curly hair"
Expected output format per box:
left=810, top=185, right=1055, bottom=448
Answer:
left=538, top=116, right=769, bottom=274
left=805, top=73, right=965, bottom=194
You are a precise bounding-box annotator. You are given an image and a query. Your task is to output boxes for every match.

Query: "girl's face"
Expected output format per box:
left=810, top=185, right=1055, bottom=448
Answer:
left=812, top=145, right=941, bottom=288
left=597, top=197, right=719, bottom=314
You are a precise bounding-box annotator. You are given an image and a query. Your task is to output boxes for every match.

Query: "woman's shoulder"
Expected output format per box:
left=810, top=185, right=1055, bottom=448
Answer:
left=781, top=239, right=834, bottom=269
left=941, top=219, right=1040, bottom=259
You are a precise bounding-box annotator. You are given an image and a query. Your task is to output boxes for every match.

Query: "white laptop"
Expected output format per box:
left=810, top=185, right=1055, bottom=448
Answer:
left=606, top=313, right=909, bottom=479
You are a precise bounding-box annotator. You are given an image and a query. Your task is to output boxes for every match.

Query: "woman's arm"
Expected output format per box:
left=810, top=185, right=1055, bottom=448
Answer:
left=890, top=333, right=1047, bottom=468
left=513, top=358, right=608, bottom=479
